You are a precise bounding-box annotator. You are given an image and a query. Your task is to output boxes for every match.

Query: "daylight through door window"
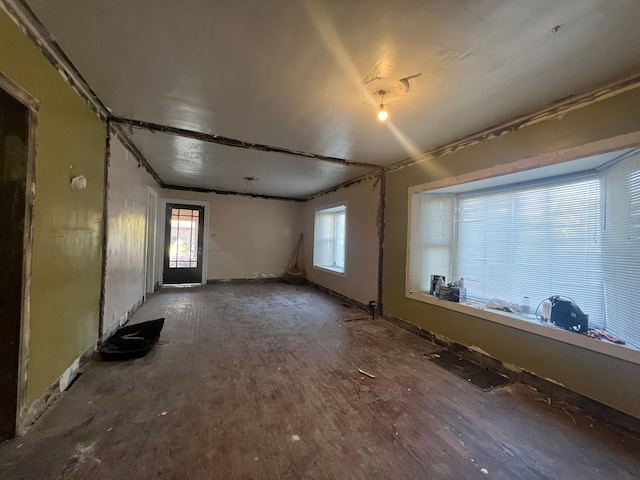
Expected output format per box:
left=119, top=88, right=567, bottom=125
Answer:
left=169, top=208, right=200, bottom=268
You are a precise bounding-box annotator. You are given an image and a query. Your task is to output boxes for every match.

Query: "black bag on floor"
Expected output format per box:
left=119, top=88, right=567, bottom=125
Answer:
left=100, top=318, right=165, bottom=361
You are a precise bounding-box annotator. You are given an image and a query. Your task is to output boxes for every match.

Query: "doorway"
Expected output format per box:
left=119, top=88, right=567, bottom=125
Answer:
left=0, top=75, right=35, bottom=441
left=163, top=203, right=205, bottom=284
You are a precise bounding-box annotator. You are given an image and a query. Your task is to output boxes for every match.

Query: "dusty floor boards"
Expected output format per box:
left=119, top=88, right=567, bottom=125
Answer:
left=1, top=283, right=639, bottom=479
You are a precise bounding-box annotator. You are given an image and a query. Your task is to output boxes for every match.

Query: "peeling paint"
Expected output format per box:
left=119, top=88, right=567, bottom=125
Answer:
left=468, top=344, right=492, bottom=358
left=541, top=376, right=566, bottom=388
left=253, top=272, right=278, bottom=279
left=306, top=170, right=382, bottom=201
left=501, top=362, right=521, bottom=373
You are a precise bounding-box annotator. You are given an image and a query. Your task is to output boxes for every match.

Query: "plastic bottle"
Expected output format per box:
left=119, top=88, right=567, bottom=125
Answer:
left=522, top=296, right=531, bottom=316
left=541, top=299, right=552, bottom=322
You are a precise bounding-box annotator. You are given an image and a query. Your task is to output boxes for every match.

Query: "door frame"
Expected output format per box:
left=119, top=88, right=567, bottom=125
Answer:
left=0, top=72, right=39, bottom=436
left=144, top=186, right=159, bottom=295
left=160, top=198, right=209, bottom=285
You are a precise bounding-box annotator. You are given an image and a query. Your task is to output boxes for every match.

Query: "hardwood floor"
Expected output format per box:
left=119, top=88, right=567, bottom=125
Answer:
left=1, top=283, right=639, bottom=479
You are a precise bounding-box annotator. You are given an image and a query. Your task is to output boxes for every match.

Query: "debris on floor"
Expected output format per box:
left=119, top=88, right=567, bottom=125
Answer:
left=358, top=368, right=376, bottom=378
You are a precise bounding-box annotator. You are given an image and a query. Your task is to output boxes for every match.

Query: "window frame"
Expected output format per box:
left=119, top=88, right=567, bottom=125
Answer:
left=313, top=202, right=348, bottom=276
left=405, top=151, right=640, bottom=365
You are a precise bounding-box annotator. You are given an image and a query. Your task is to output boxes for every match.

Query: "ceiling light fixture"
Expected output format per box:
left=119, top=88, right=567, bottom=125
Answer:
left=377, top=90, right=388, bottom=122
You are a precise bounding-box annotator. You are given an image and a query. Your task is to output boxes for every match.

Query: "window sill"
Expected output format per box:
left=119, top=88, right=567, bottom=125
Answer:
left=313, top=265, right=346, bottom=277
left=406, top=290, right=640, bottom=365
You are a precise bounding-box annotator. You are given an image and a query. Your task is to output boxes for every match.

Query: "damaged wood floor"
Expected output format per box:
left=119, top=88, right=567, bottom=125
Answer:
left=1, top=283, right=640, bottom=479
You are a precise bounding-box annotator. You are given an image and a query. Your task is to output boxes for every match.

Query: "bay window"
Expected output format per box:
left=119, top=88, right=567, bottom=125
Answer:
left=407, top=148, right=640, bottom=348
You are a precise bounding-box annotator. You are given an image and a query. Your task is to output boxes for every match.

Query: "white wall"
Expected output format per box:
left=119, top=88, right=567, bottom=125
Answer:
left=160, top=189, right=303, bottom=281
left=102, top=134, right=160, bottom=335
left=303, top=177, right=380, bottom=305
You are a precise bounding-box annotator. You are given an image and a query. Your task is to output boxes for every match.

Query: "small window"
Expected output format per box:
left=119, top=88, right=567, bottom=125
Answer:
left=314, top=204, right=347, bottom=274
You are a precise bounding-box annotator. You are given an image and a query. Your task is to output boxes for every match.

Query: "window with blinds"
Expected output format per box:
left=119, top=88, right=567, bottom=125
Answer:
left=314, top=204, right=347, bottom=274
left=602, top=154, right=640, bottom=347
left=408, top=149, right=640, bottom=348
left=408, top=194, right=454, bottom=292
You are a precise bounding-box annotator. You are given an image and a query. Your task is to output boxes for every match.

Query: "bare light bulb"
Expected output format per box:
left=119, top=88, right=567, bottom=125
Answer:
left=378, top=104, right=388, bottom=121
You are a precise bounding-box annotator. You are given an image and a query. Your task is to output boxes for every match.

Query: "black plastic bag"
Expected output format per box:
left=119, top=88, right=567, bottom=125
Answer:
left=100, top=318, right=165, bottom=361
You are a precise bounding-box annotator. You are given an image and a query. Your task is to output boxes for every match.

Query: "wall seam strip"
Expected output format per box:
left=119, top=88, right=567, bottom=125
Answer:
left=387, top=73, right=640, bottom=172
left=98, top=121, right=111, bottom=340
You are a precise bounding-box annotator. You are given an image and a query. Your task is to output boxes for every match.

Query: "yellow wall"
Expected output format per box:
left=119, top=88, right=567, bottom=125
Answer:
left=383, top=87, right=640, bottom=418
left=0, top=11, right=105, bottom=403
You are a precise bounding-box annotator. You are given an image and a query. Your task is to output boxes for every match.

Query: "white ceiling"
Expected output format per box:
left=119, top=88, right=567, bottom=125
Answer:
left=24, top=0, right=640, bottom=199
left=131, top=129, right=373, bottom=198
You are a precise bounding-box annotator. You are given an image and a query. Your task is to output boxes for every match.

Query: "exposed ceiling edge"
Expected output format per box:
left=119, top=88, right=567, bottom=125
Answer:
left=1, top=0, right=164, bottom=186
left=108, top=123, right=165, bottom=187
left=305, top=170, right=382, bottom=201
left=162, top=183, right=306, bottom=203
left=1, top=0, right=109, bottom=120
left=111, top=117, right=384, bottom=170
left=387, top=72, right=640, bottom=173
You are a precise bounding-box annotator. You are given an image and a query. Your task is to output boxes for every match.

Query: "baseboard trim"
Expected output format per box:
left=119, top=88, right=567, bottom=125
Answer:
left=17, top=342, right=96, bottom=436
left=207, top=277, right=282, bottom=284
left=384, top=314, right=640, bottom=433
left=17, top=380, right=59, bottom=437
left=305, top=280, right=371, bottom=313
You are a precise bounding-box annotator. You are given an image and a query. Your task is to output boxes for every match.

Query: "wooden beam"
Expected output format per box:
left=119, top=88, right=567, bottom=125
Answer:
left=162, top=183, right=306, bottom=203
left=110, top=117, right=382, bottom=170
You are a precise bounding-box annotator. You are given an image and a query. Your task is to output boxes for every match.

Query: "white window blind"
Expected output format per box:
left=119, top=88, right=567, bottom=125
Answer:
left=602, top=153, right=640, bottom=347
left=408, top=194, right=454, bottom=292
left=314, top=205, right=346, bottom=273
left=452, top=176, right=604, bottom=328
left=408, top=150, right=640, bottom=347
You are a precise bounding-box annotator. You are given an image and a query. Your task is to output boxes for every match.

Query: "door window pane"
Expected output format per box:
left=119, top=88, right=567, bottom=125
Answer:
left=169, top=208, right=200, bottom=268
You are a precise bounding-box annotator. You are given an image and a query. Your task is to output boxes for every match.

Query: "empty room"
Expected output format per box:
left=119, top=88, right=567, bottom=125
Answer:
left=1, top=1, right=640, bottom=478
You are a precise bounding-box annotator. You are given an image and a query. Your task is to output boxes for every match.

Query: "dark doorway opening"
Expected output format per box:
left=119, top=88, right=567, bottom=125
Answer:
left=0, top=82, right=30, bottom=441
left=163, top=203, right=205, bottom=284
